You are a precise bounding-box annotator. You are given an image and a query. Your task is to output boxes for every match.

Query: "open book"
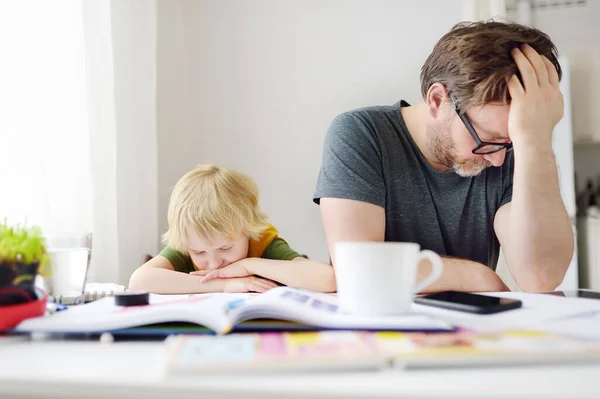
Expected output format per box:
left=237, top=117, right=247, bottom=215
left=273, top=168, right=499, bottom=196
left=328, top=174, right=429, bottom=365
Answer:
left=163, top=330, right=600, bottom=374
left=14, top=287, right=452, bottom=335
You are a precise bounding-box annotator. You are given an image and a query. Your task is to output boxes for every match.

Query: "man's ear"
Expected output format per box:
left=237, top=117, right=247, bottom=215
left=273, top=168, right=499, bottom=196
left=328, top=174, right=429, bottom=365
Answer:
left=425, top=83, right=449, bottom=120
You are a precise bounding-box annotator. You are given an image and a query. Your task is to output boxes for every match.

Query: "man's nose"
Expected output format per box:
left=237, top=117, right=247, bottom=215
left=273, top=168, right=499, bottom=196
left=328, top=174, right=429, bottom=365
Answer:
left=483, top=150, right=506, bottom=167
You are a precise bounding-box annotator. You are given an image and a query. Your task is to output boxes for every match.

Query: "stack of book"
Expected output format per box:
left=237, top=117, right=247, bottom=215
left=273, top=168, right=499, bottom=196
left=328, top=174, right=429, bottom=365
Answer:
left=163, top=330, right=600, bottom=373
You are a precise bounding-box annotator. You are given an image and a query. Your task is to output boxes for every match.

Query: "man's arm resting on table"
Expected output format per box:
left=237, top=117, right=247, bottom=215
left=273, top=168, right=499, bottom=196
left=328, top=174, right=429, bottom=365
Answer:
left=418, top=257, right=508, bottom=293
left=319, top=198, right=508, bottom=293
left=494, top=179, right=573, bottom=292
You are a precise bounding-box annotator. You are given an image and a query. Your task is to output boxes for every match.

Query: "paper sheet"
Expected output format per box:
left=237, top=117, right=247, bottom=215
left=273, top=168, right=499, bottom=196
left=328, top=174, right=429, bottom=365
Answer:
left=411, top=291, right=600, bottom=336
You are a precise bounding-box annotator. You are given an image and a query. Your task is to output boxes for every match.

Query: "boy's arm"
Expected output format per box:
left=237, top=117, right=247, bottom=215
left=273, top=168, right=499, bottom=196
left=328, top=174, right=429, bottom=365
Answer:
left=243, top=257, right=336, bottom=293
left=128, top=256, right=277, bottom=294
left=196, top=257, right=337, bottom=293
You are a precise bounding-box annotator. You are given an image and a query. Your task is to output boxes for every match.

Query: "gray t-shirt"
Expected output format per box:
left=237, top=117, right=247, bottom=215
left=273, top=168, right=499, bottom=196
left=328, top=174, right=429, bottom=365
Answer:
left=313, top=101, right=514, bottom=269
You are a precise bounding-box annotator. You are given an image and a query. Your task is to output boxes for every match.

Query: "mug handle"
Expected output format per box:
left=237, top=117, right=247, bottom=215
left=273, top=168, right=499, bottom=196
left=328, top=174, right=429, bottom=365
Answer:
left=413, top=250, right=443, bottom=294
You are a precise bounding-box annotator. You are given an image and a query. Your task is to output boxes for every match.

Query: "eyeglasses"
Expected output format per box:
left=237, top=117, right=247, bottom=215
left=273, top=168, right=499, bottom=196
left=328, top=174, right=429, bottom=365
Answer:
left=451, top=95, right=513, bottom=155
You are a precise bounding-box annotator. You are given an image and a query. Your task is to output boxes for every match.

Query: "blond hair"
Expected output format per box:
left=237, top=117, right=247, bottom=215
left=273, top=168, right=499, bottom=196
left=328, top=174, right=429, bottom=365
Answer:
left=163, top=164, right=268, bottom=252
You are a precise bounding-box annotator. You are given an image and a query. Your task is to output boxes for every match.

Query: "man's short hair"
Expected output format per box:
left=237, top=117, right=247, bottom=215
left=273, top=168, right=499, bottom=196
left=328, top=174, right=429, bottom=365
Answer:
left=420, top=20, right=561, bottom=110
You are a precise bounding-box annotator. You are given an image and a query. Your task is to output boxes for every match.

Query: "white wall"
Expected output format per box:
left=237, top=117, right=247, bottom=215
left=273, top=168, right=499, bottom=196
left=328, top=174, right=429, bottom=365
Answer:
left=157, top=0, right=462, bottom=261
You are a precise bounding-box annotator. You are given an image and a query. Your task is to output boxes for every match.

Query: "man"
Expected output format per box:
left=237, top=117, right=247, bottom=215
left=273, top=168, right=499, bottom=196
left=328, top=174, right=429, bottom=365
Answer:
left=314, top=21, right=574, bottom=293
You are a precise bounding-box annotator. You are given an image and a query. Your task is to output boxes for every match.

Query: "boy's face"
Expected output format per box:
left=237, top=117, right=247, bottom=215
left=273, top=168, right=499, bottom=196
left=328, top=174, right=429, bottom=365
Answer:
left=428, top=102, right=511, bottom=177
left=184, top=230, right=250, bottom=271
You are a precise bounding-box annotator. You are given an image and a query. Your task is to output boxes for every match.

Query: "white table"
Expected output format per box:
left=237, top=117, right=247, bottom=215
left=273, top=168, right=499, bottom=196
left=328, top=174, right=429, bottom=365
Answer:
left=0, top=337, right=598, bottom=399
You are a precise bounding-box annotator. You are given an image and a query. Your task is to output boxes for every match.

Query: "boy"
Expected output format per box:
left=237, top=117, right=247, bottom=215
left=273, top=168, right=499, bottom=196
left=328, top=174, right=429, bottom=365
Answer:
left=129, top=164, right=336, bottom=294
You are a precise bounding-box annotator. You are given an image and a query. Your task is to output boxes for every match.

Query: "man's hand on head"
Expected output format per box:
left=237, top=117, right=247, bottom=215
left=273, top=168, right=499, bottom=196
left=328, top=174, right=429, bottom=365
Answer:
left=507, top=43, right=564, bottom=150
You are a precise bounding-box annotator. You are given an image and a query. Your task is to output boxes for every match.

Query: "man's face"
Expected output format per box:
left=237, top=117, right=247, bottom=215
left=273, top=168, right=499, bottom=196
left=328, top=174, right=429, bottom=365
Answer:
left=427, top=102, right=511, bottom=177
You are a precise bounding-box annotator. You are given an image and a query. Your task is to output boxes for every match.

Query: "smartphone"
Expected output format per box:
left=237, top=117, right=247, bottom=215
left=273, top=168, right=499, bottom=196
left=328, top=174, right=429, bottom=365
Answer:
left=414, top=291, right=522, bottom=314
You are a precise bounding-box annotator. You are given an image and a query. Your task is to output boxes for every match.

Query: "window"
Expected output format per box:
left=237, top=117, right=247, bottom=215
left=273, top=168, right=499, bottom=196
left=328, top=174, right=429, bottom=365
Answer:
left=0, top=1, right=92, bottom=235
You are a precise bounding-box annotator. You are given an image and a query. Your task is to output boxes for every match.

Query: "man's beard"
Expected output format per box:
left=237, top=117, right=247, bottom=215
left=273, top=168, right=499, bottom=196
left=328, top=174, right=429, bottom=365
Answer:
left=427, top=122, right=492, bottom=178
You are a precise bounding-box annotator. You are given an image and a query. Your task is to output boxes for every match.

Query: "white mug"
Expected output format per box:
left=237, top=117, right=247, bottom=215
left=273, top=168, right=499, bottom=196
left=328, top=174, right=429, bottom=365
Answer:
left=334, top=242, right=443, bottom=316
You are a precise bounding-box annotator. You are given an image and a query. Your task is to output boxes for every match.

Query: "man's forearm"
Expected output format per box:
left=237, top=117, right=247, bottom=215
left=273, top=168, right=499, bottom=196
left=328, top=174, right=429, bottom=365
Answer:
left=507, top=143, right=574, bottom=291
left=129, top=267, right=227, bottom=294
left=418, top=257, right=508, bottom=293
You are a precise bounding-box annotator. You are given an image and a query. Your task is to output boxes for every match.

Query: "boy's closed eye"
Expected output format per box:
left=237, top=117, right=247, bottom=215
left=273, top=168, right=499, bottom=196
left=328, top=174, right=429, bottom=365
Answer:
left=191, top=245, right=233, bottom=255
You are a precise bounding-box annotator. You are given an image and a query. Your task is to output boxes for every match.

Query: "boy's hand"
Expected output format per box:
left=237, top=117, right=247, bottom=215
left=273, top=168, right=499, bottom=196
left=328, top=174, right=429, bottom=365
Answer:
left=507, top=44, right=563, bottom=149
left=190, top=260, right=251, bottom=282
left=191, top=260, right=278, bottom=292
left=222, top=276, right=278, bottom=293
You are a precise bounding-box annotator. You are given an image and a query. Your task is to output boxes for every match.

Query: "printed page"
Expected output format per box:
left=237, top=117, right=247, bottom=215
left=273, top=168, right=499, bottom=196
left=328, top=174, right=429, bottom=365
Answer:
left=228, top=287, right=452, bottom=332
left=412, top=291, right=600, bottom=333
left=15, top=293, right=236, bottom=334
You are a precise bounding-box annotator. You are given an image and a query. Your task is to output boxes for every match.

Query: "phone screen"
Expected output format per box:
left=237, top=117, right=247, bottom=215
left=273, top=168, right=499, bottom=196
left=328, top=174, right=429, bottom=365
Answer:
left=422, top=291, right=517, bottom=307
left=414, top=291, right=522, bottom=314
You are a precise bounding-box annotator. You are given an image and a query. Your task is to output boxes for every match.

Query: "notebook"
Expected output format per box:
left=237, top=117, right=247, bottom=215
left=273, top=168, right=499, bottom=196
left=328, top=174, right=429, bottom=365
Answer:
left=163, top=330, right=600, bottom=374
left=164, top=331, right=388, bottom=373
left=378, top=330, right=600, bottom=369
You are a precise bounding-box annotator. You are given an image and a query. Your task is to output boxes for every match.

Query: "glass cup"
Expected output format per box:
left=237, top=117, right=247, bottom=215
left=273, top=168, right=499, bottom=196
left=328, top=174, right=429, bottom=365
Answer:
left=43, top=233, right=92, bottom=301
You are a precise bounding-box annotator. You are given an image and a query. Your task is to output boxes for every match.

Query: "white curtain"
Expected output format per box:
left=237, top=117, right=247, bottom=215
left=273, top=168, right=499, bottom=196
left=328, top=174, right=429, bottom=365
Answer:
left=0, top=0, right=92, bottom=235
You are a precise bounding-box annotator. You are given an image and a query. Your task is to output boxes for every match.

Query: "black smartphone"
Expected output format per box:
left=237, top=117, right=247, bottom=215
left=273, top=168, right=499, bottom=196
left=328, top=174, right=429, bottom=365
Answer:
left=414, top=291, right=522, bottom=314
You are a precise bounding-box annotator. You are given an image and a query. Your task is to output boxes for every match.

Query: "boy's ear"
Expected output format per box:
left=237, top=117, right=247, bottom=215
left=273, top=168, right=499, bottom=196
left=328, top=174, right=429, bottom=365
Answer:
left=425, top=83, right=449, bottom=120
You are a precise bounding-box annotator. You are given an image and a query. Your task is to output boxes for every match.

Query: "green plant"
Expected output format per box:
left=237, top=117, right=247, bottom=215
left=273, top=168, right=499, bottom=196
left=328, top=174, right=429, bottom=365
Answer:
left=0, top=221, right=51, bottom=305
left=0, top=220, right=50, bottom=276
